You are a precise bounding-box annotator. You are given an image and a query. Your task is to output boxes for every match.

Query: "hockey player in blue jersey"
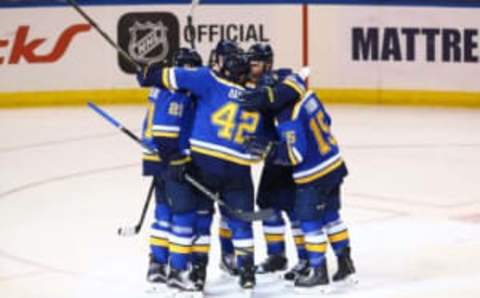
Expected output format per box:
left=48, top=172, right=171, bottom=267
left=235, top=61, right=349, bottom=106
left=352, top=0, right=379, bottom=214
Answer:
left=137, top=48, right=261, bottom=290
left=245, top=43, right=309, bottom=279
left=207, top=40, right=244, bottom=277
left=242, top=86, right=357, bottom=292
left=142, top=48, right=204, bottom=293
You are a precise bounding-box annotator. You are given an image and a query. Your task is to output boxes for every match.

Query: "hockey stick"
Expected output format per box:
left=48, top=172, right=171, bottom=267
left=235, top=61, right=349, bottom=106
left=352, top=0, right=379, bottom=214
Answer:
left=186, top=0, right=200, bottom=49
left=184, top=174, right=275, bottom=222
left=87, top=102, right=275, bottom=222
left=117, top=179, right=155, bottom=237
left=66, top=0, right=142, bottom=72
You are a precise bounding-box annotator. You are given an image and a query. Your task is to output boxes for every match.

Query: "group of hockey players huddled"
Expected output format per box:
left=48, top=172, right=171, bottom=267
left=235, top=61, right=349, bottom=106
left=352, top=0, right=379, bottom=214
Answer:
left=135, top=40, right=357, bottom=295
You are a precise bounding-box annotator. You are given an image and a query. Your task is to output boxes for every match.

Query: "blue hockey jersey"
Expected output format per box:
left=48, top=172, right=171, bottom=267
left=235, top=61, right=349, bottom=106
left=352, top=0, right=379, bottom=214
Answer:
left=160, top=67, right=264, bottom=169
left=142, top=87, right=194, bottom=175
left=275, top=91, right=347, bottom=185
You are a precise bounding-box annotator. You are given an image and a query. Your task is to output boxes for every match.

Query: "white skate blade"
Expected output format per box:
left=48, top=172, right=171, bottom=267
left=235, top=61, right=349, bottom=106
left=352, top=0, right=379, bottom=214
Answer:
left=174, top=291, right=204, bottom=298
left=242, top=288, right=254, bottom=298
left=294, top=284, right=331, bottom=295
left=333, top=274, right=359, bottom=288
left=145, top=282, right=168, bottom=294
left=147, top=287, right=178, bottom=298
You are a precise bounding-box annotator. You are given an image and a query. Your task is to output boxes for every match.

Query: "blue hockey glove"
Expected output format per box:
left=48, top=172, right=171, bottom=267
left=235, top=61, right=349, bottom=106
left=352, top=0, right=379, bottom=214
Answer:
left=136, top=64, right=163, bottom=87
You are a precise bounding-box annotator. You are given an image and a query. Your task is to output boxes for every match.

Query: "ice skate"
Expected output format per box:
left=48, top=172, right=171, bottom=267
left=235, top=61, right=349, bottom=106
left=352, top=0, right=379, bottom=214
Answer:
left=332, top=247, right=358, bottom=286
left=294, top=263, right=331, bottom=295
left=147, top=255, right=169, bottom=284
left=145, top=255, right=169, bottom=293
left=168, top=268, right=198, bottom=291
left=239, top=264, right=255, bottom=297
left=283, top=259, right=309, bottom=281
left=189, top=263, right=207, bottom=291
left=255, top=254, right=288, bottom=274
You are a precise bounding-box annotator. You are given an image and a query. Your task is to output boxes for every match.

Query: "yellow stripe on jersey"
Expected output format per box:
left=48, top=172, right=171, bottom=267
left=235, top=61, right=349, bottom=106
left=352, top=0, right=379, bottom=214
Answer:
left=305, top=243, right=328, bottom=253
left=211, top=72, right=245, bottom=90
left=294, top=236, right=305, bottom=245
left=295, top=159, right=344, bottom=185
left=292, top=91, right=314, bottom=120
left=169, top=244, right=192, bottom=254
left=219, top=228, right=232, bottom=238
left=328, top=230, right=349, bottom=243
left=193, top=245, right=210, bottom=253
left=287, top=145, right=299, bottom=165
left=170, top=156, right=192, bottom=166
left=283, top=80, right=305, bottom=99
left=191, top=145, right=256, bottom=166
left=266, top=86, right=274, bottom=103
left=150, top=237, right=169, bottom=247
left=265, top=234, right=285, bottom=243
left=152, top=131, right=179, bottom=138
left=162, top=68, right=171, bottom=89
left=143, top=154, right=161, bottom=162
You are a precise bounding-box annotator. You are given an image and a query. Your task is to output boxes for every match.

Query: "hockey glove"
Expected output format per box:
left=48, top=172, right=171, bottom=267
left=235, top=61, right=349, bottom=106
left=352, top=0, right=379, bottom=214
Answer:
left=244, top=136, right=277, bottom=160
left=136, top=63, right=163, bottom=87
left=167, top=154, right=192, bottom=182
left=245, top=136, right=299, bottom=166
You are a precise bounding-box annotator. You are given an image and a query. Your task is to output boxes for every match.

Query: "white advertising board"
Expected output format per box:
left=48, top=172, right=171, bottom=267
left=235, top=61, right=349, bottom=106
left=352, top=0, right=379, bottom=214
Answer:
left=309, top=5, right=480, bottom=92
left=0, top=5, right=302, bottom=92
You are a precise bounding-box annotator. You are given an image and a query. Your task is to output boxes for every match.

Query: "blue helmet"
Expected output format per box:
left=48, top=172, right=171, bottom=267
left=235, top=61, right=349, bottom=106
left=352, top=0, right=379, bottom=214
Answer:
left=216, top=40, right=242, bottom=57
left=247, top=43, right=274, bottom=64
left=210, top=40, right=242, bottom=68
left=172, top=48, right=203, bottom=67
left=221, top=52, right=250, bottom=83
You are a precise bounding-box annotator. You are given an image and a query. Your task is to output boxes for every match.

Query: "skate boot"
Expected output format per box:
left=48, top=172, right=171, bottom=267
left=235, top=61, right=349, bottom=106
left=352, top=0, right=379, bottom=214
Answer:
left=220, top=254, right=239, bottom=276
left=255, top=254, right=288, bottom=274
left=283, top=259, right=309, bottom=281
left=239, top=263, right=256, bottom=298
left=147, top=254, right=168, bottom=284
left=189, top=263, right=207, bottom=291
left=333, top=247, right=358, bottom=284
left=167, top=268, right=197, bottom=292
left=294, top=263, right=330, bottom=294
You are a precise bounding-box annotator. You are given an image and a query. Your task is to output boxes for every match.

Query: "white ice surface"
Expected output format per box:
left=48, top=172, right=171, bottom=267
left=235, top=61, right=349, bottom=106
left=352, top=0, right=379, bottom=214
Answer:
left=1, top=105, right=480, bottom=298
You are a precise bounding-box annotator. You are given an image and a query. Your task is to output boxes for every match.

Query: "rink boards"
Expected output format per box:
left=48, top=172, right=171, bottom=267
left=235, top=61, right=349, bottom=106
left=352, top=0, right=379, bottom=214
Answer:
left=1, top=1, right=480, bottom=107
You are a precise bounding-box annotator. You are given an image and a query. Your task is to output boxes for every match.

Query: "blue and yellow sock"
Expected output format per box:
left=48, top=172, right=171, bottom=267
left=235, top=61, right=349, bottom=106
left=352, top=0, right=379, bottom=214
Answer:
left=169, top=211, right=195, bottom=270
left=262, top=210, right=286, bottom=256
left=150, top=201, right=171, bottom=264
left=301, top=220, right=327, bottom=268
left=228, top=218, right=254, bottom=268
left=290, top=219, right=308, bottom=261
left=323, top=210, right=350, bottom=256
left=193, top=211, right=213, bottom=265
left=219, top=217, right=234, bottom=257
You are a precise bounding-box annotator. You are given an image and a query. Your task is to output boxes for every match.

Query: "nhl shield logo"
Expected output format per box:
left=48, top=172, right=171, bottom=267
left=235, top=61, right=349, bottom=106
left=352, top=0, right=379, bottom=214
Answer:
left=118, top=12, right=179, bottom=73
left=128, top=21, right=169, bottom=64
